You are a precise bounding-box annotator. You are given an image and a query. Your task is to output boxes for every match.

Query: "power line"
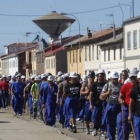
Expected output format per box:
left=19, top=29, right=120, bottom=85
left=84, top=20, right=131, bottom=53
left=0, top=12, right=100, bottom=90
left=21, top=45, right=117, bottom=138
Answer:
left=0, top=5, right=119, bottom=17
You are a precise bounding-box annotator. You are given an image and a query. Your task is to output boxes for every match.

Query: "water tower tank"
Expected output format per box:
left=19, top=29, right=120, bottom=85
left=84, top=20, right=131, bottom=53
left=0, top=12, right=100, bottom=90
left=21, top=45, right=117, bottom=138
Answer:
left=33, top=11, right=75, bottom=41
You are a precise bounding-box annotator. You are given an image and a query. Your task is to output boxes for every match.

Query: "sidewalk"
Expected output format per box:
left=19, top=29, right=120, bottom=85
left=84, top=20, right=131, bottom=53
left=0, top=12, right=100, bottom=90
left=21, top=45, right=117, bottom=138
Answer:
left=0, top=110, right=76, bottom=140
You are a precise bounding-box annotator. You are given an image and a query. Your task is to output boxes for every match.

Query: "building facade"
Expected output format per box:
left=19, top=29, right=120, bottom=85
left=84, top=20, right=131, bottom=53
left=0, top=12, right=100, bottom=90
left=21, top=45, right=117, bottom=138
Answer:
left=99, top=33, right=124, bottom=76
left=124, top=16, right=140, bottom=69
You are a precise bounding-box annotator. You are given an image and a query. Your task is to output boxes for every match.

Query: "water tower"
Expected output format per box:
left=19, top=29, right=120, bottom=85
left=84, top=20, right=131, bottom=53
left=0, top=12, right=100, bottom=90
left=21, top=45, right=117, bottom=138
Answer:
left=33, top=11, right=75, bottom=43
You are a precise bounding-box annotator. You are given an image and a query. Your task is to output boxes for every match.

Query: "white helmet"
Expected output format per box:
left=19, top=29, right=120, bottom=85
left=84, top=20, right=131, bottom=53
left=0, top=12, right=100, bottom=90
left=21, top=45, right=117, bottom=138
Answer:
left=64, top=73, right=70, bottom=78
left=21, top=75, right=25, bottom=79
left=47, top=75, right=54, bottom=81
left=111, top=72, right=119, bottom=79
left=2, top=75, right=6, bottom=78
left=57, top=71, right=63, bottom=76
left=82, top=75, right=88, bottom=82
left=57, top=77, right=64, bottom=82
left=31, top=74, right=36, bottom=79
left=35, top=76, right=41, bottom=81
left=69, top=72, right=78, bottom=78
left=97, top=69, right=105, bottom=74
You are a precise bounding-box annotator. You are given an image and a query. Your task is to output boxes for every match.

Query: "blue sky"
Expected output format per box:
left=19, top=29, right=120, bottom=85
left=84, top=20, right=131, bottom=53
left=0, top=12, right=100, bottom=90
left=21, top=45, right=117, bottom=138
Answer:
left=0, top=0, right=140, bottom=53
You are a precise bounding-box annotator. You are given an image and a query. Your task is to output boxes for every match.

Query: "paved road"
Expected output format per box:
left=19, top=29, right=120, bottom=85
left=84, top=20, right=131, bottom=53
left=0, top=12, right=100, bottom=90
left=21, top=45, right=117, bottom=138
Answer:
left=0, top=110, right=76, bottom=140
left=0, top=109, right=134, bottom=140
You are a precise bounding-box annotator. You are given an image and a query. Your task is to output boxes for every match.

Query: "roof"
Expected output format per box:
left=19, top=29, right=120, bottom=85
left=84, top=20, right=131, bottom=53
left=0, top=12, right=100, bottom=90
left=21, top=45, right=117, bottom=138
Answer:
left=5, top=43, right=38, bottom=48
left=45, top=47, right=64, bottom=55
left=63, top=36, right=86, bottom=47
left=81, top=27, right=122, bottom=43
left=123, top=15, right=140, bottom=25
left=33, top=11, right=75, bottom=21
left=44, top=35, right=83, bottom=54
left=97, top=33, right=123, bottom=46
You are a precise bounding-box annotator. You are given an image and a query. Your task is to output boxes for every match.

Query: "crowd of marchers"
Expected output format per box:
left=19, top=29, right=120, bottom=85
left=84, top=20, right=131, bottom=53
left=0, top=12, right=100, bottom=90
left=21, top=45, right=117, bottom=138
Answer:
left=0, top=68, right=140, bottom=140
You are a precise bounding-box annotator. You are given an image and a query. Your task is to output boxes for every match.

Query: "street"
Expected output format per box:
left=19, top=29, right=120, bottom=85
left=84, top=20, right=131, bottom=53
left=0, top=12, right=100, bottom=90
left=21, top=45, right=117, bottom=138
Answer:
left=0, top=109, right=134, bottom=140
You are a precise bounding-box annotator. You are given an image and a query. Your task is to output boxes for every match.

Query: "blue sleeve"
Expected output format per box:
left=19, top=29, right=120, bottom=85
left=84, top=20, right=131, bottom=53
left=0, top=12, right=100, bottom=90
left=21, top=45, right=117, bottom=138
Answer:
left=42, top=85, right=47, bottom=105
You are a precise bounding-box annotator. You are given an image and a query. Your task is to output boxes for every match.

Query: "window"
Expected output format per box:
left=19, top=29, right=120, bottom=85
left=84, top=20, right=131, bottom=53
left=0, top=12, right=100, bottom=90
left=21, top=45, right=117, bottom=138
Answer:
left=104, top=49, right=106, bottom=62
left=127, top=32, right=131, bottom=50
left=51, top=59, right=53, bottom=69
left=92, top=45, right=94, bottom=60
left=108, top=48, right=110, bottom=61
left=70, top=52, right=71, bottom=63
left=120, top=45, right=122, bottom=60
left=97, top=46, right=99, bottom=60
left=76, top=50, right=78, bottom=63
left=37, top=55, right=39, bottom=63
left=79, top=50, right=81, bottom=62
left=89, top=46, right=91, bottom=61
left=85, top=47, right=87, bottom=61
left=114, top=46, right=116, bottom=60
left=133, top=30, right=137, bottom=49
left=73, top=51, right=75, bottom=63
left=48, top=59, right=50, bottom=69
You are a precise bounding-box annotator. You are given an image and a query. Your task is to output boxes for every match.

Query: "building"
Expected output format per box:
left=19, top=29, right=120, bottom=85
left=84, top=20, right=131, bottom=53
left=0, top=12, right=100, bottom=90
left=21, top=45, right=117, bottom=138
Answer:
left=64, top=36, right=85, bottom=77
left=98, top=33, right=123, bottom=75
left=44, top=35, right=81, bottom=75
left=123, top=15, right=140, bottom=69
left=1, top=43, right=38, bottom=76
left=81, top=27, right=122, bottom=75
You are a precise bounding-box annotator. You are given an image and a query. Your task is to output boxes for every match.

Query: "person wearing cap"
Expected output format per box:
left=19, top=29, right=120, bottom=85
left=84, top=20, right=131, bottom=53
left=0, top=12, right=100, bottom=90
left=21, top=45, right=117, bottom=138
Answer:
left=61, top=72, right=81, bottom=133
left=80, top=73, right=95, bottom=135
left=0, top=75, right=9, bottom=110
left=57, top=71, right=63, bottom=77
left=89, top=69, right=106, bottom=137
left=118, top=68, right=138, bottom=140
left=42, top=75, right=58, bottom=126
left=59, top=73, right=70, bottom=129
left=100, top=71, right=122, bottom=140
left=128, top=71, right=140, bottom=140
left=39, top=73, right=49, bottom=120
left=11, top=74, right=24, bottom=116
left=23, top=75, right=35, bottom=116
left=56, top=76, right=65, bottom=128
left=31, top=76, right=40, bottom=119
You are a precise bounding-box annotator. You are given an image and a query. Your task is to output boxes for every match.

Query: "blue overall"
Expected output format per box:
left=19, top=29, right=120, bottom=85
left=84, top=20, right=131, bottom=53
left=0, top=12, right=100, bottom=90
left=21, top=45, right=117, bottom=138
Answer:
left=103, top=103, right=121, bottom=140
left=133, top=116, right=140, bottom=140
left=84, top=100, right=91, bottom=121
left=116, top=105, right=131, bottom=140
left=1, top=90, right=8, bottom=108
left=91, top=101, right=103, bottom=129
left=42, top=83, right=58, bottom=126
left=12, top=82, right=24, bottom=115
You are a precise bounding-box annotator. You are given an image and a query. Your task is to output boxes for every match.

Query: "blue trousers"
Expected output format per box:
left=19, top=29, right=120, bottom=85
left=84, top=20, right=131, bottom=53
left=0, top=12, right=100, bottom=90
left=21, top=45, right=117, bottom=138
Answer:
left=28, top=93, right=33, bottom=115
left=84, top=101, right=91, bottom=121
left=91, top=104, right=103, bottom=130
left=1, top=90, right=8, bottom=108
left=13, top=95, right=23, bottom=114
left=133, top=116, right=140, bottom=140
left=45, top=103, right=56, bottom=126
left=104, top=103, right=121, bottom=140
left=116, top=105, right=131, bottom=140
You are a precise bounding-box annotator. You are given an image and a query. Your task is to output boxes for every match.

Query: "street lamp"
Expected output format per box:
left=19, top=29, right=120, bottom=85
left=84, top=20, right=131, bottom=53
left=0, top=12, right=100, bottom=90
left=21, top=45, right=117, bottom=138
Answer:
left=60, top=13, right=81, bottom=73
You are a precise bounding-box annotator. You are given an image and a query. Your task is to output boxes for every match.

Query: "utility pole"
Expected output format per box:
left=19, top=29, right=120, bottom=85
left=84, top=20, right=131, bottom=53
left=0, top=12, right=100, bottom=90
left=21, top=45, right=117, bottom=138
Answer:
left=132, top=0, right=134, bottom=17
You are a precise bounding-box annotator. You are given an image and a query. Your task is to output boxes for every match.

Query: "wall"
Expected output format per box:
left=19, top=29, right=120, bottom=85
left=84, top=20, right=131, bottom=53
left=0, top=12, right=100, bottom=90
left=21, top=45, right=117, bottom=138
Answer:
left=67, top=45, right=84, bottom=77
left=100, top=43, right=124, bottom=75
left=44, top=55, right=56, bottom=75
left=124, top=21, right=140, bottom=69
left=83, top=44, right=100, bottom=75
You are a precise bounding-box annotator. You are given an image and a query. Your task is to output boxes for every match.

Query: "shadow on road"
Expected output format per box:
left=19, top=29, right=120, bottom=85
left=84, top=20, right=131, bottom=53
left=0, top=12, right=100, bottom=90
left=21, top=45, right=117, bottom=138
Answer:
left=0, top=121, right=10, bottom=123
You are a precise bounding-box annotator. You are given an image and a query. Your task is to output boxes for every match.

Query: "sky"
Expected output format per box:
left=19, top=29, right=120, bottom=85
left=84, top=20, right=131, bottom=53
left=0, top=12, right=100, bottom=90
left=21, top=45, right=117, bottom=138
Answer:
left=0, top=0, right=140, bottom=53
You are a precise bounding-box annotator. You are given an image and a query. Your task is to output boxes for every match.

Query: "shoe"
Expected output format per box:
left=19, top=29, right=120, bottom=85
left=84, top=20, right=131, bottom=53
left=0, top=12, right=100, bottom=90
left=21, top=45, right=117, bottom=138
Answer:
left=100, top=133, right=105, bottom=139
left=69, top=125, right=73, bottom=132
left=61, top=124, right=64, bottom=129
left=92, top=129, right=97, bottom=136
left=85, top=128, right=90, bottom=135
left=72, top=126, right=77, bottom=133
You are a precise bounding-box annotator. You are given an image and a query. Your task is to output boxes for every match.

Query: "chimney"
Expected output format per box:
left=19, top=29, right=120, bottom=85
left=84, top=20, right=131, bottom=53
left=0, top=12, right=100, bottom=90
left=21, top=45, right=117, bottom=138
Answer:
left=113, top=24, right=116, bottom=39
left=87, top=27, right=92, bottom=38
